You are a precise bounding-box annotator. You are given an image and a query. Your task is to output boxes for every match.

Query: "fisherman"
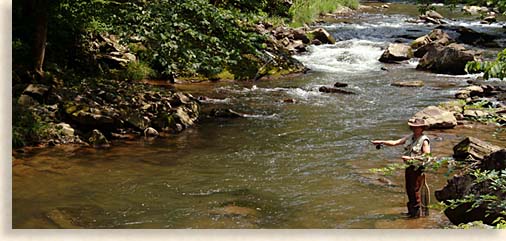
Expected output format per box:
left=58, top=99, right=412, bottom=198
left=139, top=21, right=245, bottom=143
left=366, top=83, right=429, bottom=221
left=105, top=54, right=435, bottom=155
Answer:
left=371, top=118, right=431, bottom=218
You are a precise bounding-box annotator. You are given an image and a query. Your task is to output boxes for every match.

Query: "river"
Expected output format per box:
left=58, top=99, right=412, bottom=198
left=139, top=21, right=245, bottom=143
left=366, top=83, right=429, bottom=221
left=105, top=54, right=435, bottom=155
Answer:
left=12, top=2, right=506, bottom=228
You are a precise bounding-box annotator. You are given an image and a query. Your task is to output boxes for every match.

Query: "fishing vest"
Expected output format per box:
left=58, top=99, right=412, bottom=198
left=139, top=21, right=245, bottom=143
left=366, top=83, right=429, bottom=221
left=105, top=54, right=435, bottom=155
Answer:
left=403, top=134, right=430, bottom=157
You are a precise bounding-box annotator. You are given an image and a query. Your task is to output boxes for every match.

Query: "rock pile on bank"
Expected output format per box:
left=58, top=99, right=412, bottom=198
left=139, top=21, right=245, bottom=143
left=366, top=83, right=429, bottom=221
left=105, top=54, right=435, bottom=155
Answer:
left=439, top=83, right=506, bottom=125
left=16, top=79, right=200, bottom=148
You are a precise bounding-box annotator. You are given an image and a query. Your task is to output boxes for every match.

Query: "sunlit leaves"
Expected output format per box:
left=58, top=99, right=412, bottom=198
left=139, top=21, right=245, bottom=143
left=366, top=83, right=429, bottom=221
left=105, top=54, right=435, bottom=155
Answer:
left=466, top=49, right=506, bottom=80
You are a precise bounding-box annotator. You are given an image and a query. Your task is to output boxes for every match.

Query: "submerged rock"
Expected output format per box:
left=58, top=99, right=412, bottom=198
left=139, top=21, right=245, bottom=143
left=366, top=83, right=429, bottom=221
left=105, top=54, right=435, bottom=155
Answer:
left=333, top=82, right=349, bottom=88
left=45, top=209, right=81, bottom=229
left=318, top=86, right=355, bottom=95
left=210, top=108, right=245, bottom=118
left=210, top=205, right=259, bottom=217
left=391, top=80, right=424, bottom=87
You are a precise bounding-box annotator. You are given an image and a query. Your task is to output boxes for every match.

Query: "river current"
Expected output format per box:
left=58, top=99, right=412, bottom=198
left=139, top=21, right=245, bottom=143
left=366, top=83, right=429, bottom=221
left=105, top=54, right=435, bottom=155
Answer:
left=12, top=3, right=506, bottom=228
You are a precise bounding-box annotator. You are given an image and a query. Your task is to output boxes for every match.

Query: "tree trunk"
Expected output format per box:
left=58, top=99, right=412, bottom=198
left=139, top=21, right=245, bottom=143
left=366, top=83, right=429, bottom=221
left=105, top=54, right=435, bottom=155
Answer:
left=32, top=0, right=48, bottom=76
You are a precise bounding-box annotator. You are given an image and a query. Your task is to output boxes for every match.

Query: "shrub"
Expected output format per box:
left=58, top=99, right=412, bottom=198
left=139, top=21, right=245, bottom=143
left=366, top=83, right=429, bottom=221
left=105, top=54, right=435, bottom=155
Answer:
left=123, top=61, right=155, bottom=81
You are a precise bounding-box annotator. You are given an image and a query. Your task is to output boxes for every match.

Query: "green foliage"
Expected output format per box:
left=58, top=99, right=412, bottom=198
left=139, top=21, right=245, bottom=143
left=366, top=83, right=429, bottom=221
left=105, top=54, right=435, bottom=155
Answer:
left=466, top=49, right=506, bottom=80
left=12, top=103, right=50, bottom=148
left=417, top=0, right=437, bottom=14
left=114, top=0, right=267, bottom=78
left=289, top=0, right=359, bottom=27
left=123, top=61, right=155, bottom=81
left=369, top=154, right=456, bottom=176
left=440, top=170, right=506, bottom=229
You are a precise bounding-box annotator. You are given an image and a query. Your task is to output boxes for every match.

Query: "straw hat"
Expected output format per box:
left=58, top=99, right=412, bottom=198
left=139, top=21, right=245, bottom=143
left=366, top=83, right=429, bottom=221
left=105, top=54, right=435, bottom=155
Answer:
left=408, top=118, right=428, bottom=127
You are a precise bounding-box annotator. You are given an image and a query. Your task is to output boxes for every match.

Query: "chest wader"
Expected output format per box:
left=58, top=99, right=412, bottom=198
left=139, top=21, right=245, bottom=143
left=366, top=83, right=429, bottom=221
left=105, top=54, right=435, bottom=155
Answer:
left=403, top=134, right=430, bottom=218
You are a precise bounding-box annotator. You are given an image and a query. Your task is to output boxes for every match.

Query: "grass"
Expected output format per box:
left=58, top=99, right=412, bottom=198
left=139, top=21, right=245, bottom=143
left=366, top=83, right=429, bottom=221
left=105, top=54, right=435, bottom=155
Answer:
left=289, top=0, right=359, bottom=27
left=124, top=61, right=156, bottom=81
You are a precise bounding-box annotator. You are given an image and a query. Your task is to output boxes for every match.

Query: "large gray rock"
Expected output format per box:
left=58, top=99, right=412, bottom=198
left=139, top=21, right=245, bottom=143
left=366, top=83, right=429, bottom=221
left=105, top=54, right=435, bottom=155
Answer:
left=412, top=106, right=458, bottom=129
left=416, top=43, right=479, bottom=75
left=379, top=43, right=413, bottom=63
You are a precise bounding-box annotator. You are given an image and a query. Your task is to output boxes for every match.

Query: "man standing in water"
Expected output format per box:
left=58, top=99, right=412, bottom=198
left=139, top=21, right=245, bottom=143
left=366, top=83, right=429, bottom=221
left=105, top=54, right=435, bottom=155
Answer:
left=371, top=118, right=430, bottom=218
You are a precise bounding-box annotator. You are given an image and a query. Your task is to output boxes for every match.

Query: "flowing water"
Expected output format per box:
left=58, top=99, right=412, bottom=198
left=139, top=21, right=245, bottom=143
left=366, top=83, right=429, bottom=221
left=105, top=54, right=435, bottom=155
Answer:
left=12, top=3, right=506, bottom=228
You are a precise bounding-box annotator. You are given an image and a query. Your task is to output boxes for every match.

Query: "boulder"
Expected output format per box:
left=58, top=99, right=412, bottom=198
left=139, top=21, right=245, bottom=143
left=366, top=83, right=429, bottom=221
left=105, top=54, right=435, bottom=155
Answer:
left=463, top=5, right=488, bottom=15
left=88, top=129, right=110, bottom=147
left=311, top=39, right=322, bottom=45
left=482, top=15, right=496, bottom=24
left=436, top=148, right=506, bottom=225
left=318, top=86, right=355, bottom=95
left=463, top=109, right=491, bottom=119
left=292, top=28, right=310, bottom=44
left=69, top=109, right=116, bottom=127
left=457, top=27, right=498, bottom=48
left=22, top=84, right=49, bottom=103
left=56, top=123, right=75, bottom=137
left=412, top=29, right=453, bottom=58
left=479, top=149, right=506, bottom=171
left=416, top=43, right=479, bottom=75
left=143, top=127, right=159, bottom=137
left=391, top=80, right=424, bottom=87
left=412, top=106, right=458, bottom=129
left=17, top=94, right=39, bottom=106
left=452, top=137, right=502, bottom=162
left=419, top=15, right=444, bottom=25
left=287, top=40, right=306, bottom=53
left=455, top=86, right=484, bottom=99
left=308, top=28, right=336, bottom=44
left=333, top=82, right=348, bottom=88
left=426, top=10, right=444, bottom=20
left=173, top=106, right=195, bottom=128
left=378, top=43, right=413, bottom=63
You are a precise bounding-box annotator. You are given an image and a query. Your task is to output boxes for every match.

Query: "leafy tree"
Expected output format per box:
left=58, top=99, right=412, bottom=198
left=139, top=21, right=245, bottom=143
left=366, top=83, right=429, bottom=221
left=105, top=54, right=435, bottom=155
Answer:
left=466, top=49, right=506, bottom=80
